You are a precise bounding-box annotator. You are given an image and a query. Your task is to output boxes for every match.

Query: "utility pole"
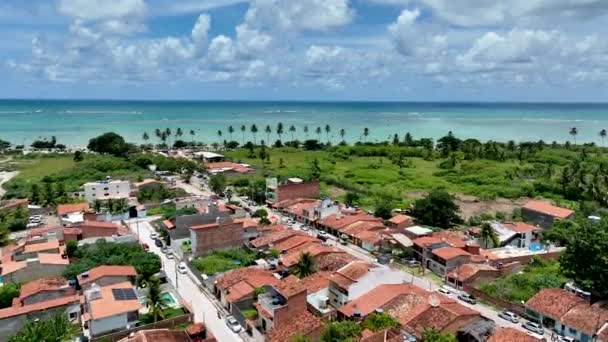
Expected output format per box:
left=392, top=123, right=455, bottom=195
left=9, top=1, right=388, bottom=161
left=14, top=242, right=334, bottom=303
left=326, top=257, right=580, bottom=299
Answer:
left=175, top=260, right=179, bottom=289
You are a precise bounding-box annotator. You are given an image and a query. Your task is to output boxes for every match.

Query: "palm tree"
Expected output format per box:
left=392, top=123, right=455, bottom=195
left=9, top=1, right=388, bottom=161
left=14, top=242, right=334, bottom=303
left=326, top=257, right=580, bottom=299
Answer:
left=217, top=130, right=223, bottom=145
left=289, top=125, right=296, bottom=141
left=106, top=198, right=115, bottom=214
left=250, top=124, right=258, bottom=144
left=142, top=132, right=149, bottom=144
left=277, top=122, right=284, bottom=141
left=160, top=132, right=167, bottom=145
left=165, top=128, right=172, bottom=146
left=363, top=127, right=370, bottom=142
left=176, top=128, right=183, bottom=140
left=155, top=128, right=162, bottom=144
left=339, top=128, right=345, bottom=142
left=294, top=252, right=315, bottom=278
left=112, top=198, right=128, bottom=215
left=241, top=125, right=246, bottom=144
left=228, top=125, right=235, bottom=141
left=569, top=127, right=578, bottom=145
left=189, top=129, right=195, bottom=143
left=315, top=127, right=322, bottom=141
left=304, top=125, right=309, bottom=139
left=265, top=125, right=272, bottom=145
left=9, top=312, right=79, bottom=341
left=145, top=277, right=168, bottom=323
left=600, top=129, right=607, bottom=147
left=480, top=222, right=499, bottom=249
left=324, top=124, right=331, bottom=143
left=92, top=199, right=104, bottom=213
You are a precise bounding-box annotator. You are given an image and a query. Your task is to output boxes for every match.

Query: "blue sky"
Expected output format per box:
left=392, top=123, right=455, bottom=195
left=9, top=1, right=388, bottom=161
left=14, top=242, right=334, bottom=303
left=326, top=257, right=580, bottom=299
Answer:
left=1, top=0, right=608, bottom=101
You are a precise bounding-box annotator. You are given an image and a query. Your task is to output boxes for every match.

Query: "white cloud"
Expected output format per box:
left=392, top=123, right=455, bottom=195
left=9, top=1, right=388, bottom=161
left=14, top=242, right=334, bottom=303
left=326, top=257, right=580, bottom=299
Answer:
left=153, top=0, right=250, bottom=16
left=235, top=24, right=272, bottom=57
left=191, top=14, right=211, bottom=54
left=208, top=35, right=237, bottom=64
left=388, top=9, right=420, bottom=56
left=58, top=0, right=145, bottom=20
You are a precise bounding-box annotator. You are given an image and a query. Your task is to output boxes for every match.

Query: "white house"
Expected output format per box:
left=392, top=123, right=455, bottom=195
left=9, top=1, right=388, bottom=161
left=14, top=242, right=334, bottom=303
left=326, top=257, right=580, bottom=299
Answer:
left=84, top=179, right=131, bottom=203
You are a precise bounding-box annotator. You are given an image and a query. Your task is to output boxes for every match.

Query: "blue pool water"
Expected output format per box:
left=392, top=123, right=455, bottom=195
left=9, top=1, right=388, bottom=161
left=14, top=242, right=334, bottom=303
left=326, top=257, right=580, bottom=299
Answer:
left=140, top=292, right=176, bottom=305
left=529, top=242, right=544, bottom=252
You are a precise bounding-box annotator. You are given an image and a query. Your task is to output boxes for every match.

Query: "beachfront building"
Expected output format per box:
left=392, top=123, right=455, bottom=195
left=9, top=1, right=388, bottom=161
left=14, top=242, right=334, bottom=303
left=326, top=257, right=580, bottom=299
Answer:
left=193, top=151, right=224, bottom=163
left=84, top=179, right=131, bottom=204
left=265, top=178, right=320, bottom=205
left=521, top=200, right=575, bottom=228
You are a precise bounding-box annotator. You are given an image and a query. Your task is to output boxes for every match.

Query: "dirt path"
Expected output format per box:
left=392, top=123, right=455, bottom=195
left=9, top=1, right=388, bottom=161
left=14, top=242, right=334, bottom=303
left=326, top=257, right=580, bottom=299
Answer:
left=0, top=171, right=18, bottom=197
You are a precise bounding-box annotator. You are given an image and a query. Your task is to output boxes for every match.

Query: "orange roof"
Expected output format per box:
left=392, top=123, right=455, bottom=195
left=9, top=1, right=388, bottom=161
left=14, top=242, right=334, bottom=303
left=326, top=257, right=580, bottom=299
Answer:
left=280, top=242, right=342, bottom=267
left=525, top=288, right=586, bottom=319
left=389, top=214, right=412, bottom=225
left=504, top=221, right=541, bottom=233
left=561, top=302, right=608, bottom=336
left=275, top=275, right=308, bottom=298
left=488, top=328, right=542, bottom=342
left=123, top=329, right=192, bottom=342
left=273, top=235, right=318, bottom=252
left=316, top=252, right=356, bottom=272
left=215, top=267, right=279, bottom=292
left=254, top=302, right=273, bottom=319
left=432, top=247, right=471, bottom=261
left=1, top=260, right=27, bottom=275
left=39, top=252, right=70, bottom=265
left=57, top=202, right=89, bottom=216
left=523, top=200, right=574, bottom=219
left=78, top=265, right=137, bottom=285
left=0, top=198, right=28, bottom=210
left=23, top=240, right=60, bottom=253
left=63, top=227, right=82, bottom=235
left=0, top=294, right=79, bottom=319
left=447, top=263, right=497, bottom=282
left=79, top=220, right=119, bottom=229
left=87, top=281, right=142, bottom=319
left=330, top=261, right=374, bottom=289
left=266, top=311, right=323, bottom=342
left=163, top=220, right=175, bottom=229
left=27, top=226, right=61, bottom=237
left=225, top=280, right=256, bottom=302
left=18, top=277, right=68, bottom=300
left=272, top=198, right=318, bottom=209
left=319, top=212, right=381, bottom=231
left=413, top=236, right=443, bottom=248
left=250, top=229, right=301, bottom=248
left=338, top=283, right=428, bottom=317
left=206, top=162, right=253, bottom=173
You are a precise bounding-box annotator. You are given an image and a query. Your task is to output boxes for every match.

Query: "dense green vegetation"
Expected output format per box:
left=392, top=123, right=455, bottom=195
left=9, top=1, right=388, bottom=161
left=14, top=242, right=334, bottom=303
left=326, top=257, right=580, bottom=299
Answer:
left=63, top=240, right=161, bottom=281
left=0, top=284, right=19, bottom=309
left=479, top=257, right=566, bottom=303
left=8, top=312, right=79, bottom=342
left=361, top=312, right=400, bottom=332
left=192, top=248, right=255, bottom=275
left=409, top=190, right=462, bottom=228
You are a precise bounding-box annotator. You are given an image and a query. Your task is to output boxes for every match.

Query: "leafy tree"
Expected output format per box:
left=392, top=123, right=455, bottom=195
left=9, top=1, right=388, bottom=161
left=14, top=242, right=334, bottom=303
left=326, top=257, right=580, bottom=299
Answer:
left=209, top=174, right=227, bottom=195
left=303, top=139, right=323, bottom=151
left=0, top=284, right=19, bottom=309
left=374, top=200, right=394, bottom=220
left=43, top=181, right=55, bottom=207
left=65, top=240, right=78, bottom=258
left=559, top=216, right=608, bottom=297
left=421, top=328, right=457, bottom=342
left=479, top=222, right=500, bottom=248
left=569, top=127, right=578, bottom=145
left=144, top=276, right=168, bottom=323
left=311, top=158, right=321, bottom=179
left=8, top=312, right=79, bottom=342
left=320, top=321, right=361, bottom=342
left=265, top=125, right=272, bottom=145
left=0, top=138, right=10, bottom=151
left=344, top=192, right=359, bottom=206
left=409, top=190, right=462, bottom=228
left=173, top=140, right=187, bottom=148
left=291, top=335, right=311, bottom=342
left=253, top=208, right=269, bottom=218
left=73, top=150, right=84, bottom=162
left=87, top=132, right=129, bottom=157
left=542, top=219, right=578, bottom=246
left=30, top=183, right=41, bottom=205
left=277, top=122, right=284, bottom=141
left=294, top=252, right=315, bottom=278
left=361, top=312, right=400, bottom=332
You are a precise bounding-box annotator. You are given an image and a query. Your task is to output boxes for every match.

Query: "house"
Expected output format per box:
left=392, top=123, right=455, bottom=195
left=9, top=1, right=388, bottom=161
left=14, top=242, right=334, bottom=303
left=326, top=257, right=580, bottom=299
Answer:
left=63, top=221, right=123, bottom=242
left=387, top=214, right=413, bottom=230
left=205, top=162, right=253, bottom=174
left=525, top=288, right=608, bottom=342
left=190, top=218, right=259, bottom=256
left=0, top=198, right=28, bottom=213
left=469, top=221, right=541, bottom=248
left=327, top=261, right=410, bottom=308
left=446, top=263, right=500, bottom=289
left=193, top=151, right=224, bottom=163
left=317, top=211, right=382, bottom=238
left=82, top=281, right=141, bottom=337
left=337, top=283, right=480, bottom=339
left=1, top=239, right=69, bottom=284
left=280, top=243, right=345, bottom=268
left=265, top=311, right=323, bottom=342
left=256, top=275, right=310, bottom=333
left=429, top=247, right=473, bottom=276
left=214, top=267, right=279, bottom=310
left=522, top=200, right=575, bottom=228
left=167, top=203, right=231, bottom=241
left=118, top=326, right=216, bottom=342
left=57, top=202, right=90, bottom=226
left=315, top=252, right=357, bottom=272
left=84, top=179, right=131, bottom=203
left=265, top=178, right=320, bottom=205
left=248, top=228, right=301, bottom=250
left=403, top=225, right=433, bottom=240
left=77, top=265, right=138, bottom=290
left=488, top=327, right=542, bottom=342
left=16, top=277, right=77, bottom=306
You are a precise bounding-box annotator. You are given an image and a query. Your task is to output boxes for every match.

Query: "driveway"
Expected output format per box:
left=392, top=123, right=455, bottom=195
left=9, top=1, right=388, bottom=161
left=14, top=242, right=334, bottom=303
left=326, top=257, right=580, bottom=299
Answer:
left=126, top=218, right=244, bottom=342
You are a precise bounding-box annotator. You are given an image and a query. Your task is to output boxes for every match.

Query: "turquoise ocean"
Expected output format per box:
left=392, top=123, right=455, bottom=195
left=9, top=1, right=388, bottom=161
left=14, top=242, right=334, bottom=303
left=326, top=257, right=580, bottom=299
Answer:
left=0, top=100, right=607, bottom=147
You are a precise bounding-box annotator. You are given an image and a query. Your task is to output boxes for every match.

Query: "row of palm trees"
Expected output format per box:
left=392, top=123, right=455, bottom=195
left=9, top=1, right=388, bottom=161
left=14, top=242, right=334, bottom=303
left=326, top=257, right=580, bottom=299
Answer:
left=569, top=127, right=608, bottom=146
left=142, top=124, right=372, bottom=146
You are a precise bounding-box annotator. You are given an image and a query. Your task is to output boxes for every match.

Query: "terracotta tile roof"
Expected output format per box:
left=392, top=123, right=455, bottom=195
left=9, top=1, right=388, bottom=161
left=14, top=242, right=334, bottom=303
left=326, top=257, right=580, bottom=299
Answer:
left=389, top=214, right=413, bottom=225
left=316, top=252, right=356, bottom=272
left=273, top=235, right=318, bottom=252
left=488, top=327, right=542, bottom=342
left=39, top=252, right=70, bottom=265
left=342, top=221, right=384, bottom=236
left=225, top=280, right=256, bottom=302
left=432, top=231, right=469, bottom=248
left=254, top=302, right=272, bottom=319
left=87, top=281, right=142, bottom=320
left=285, top=200, right=319, bottom=217
left=355, top=230, right=383, bottom=244
left=266, top=310, right=323, bottom=342
left=250, top=229, right=303, bottom=249
left=0, top=198, right=28, bottom=211
left=471, top=248, right=499, bottom=263
left=275, top=275, right=307, bottom=298
left=0, top=294, right=79, bottom=319
left=163, top=220, right=175, bottom=229
left=206, top=162, right=253, bottom=173
left=272, top=198, right=317, bottom=209
left=1, top=260, right=27, bottom=275
left=447, top=263, right=497, bottom=282
left=338, top=283, right=428, bottom=317
left=523, top=200, right=574, bottom=219
left=503, top=221, right=541, bottom=233
left=18, top=277, right=69, bottom=300
left=23, top=240, right=60, bottom=253
left=561, top=302, right=608, bottom=337
left=280, top=242, right=343, bottom=267
left=319, top=212, right=381, bottom=231
left=215, top=267, right=279, bottom=295
left=330, top=261, right=374, bottom=289
left=300, top=271, right=331, bottom=293
left=77, top=265, right=137, bottom=285
left=57, top=202, right=89, bottom=216
left=413, top=236, right=443, bottom=248
left=63, top=227, right=82, bottom=235
left=525, top=288, right=586, bottom=319
left=79, top=220, right=120, bottom=229
left=400, top=302, right=479, bottom=337
left=27, top=226, right=61, bottom=237
left=432, top=247, right=472, bottom=261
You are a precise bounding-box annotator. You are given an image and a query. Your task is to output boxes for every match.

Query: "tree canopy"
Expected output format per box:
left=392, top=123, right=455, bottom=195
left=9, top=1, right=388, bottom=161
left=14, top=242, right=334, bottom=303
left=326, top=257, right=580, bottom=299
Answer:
left=421, top=328, right=457, bottom=342
left=361, top=312, right=400, bottom=332
left=0, top=284, right=19, bottom=309
left=8, top=312, right=79, bottom=342
left=409, top=190, right=462, bottom=228
left=209, top=174, right=227, bottom=195
left=87, top=132, right=129, bottom=157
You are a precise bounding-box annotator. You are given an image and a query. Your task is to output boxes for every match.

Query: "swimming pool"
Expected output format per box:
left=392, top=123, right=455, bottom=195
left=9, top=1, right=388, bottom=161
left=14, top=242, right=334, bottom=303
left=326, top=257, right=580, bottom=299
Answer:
left=140, top=292, right=176, bottom=305
left=529, top=242, right=544, bottom=252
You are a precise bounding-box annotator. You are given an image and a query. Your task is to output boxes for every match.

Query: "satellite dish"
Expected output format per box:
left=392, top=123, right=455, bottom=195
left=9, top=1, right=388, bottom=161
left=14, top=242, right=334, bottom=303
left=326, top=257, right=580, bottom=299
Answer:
left=428, top=294, right=440, bottom=307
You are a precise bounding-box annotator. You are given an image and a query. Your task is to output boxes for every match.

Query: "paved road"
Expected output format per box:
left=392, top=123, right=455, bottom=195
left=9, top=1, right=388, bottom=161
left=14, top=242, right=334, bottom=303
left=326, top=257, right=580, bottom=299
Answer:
left=126, top=218, right=244, bottom=342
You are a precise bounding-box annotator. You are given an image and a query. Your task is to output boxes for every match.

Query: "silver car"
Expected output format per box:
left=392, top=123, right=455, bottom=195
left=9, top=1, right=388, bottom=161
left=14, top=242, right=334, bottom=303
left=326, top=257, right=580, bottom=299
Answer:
left=498, top=311, right=519, bottom=323
left=226, top=316, right=242, bottom=333
left=521, top=321, right=544, bottom=335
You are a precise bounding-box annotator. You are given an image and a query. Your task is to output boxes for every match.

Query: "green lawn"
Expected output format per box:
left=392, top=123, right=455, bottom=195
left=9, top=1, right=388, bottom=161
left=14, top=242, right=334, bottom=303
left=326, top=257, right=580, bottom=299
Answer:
left=192, top=248, right=256, bottom=275
left=478, top=258, right=566, bottom=304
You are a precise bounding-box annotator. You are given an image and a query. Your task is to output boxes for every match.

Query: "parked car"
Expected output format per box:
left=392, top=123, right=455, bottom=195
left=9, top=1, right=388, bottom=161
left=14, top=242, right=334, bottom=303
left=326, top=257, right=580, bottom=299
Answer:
left=339, top=239, right=348, bottom=245
left=457, top=293, right=477, bottom=304
left=498, top=311, right=519, bottom=323
left=26, top=222, right=42, bottom=228
left=521, top=322, right=544, bottom=335
left=165, top=250, right=174, bottom=259
left=300, top=226, right=309, bottom=231
left=150, top=232, right=160, bottom=240
left=437, top=286, right=453, bottom=296
left=557, top=336, right=575, bottom=342
left=154, top=239, right=163, bottom=248
left=177, top=262, right=188, bottom=274
left=226, top=316, right=242, bottom=333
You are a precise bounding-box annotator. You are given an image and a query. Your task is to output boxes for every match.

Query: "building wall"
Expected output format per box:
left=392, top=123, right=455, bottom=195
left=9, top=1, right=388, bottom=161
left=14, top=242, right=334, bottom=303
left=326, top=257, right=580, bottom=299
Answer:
left=90, top=313, right=129, bottom=336
left=80, top=226, right=118, bottom=240
left=22, top=289, right=76, bottom=306
left=174, top=211, right=230, bottom=240
left=0, top=315, right=26, bottom=341
left=273, top=291, right=307, bottom=327
left=275, top=181, right=320, bottom=203
left=521, top=208, right=561, bottom=229
left=84, top=181, right=131, bottom=203
left=347, top=267, right=409, bottom=301
left=4, top=262, right=66, bottom=284
left=191, top=220, right=246, bottom=256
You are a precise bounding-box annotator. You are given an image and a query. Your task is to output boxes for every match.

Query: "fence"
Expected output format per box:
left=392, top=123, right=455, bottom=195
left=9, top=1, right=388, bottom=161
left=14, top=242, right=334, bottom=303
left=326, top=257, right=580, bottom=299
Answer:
left=90, top=313, right=193, bottom=342
left=463, top=284, right=526, bottom=317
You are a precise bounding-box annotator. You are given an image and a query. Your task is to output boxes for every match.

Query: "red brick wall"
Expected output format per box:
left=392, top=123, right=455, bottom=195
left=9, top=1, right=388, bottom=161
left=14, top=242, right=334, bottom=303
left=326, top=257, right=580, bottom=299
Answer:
left=81, top=226, right=118, bottom=239
left=493, top=250, right=562, bottom=266
left=273, top=290, right=307, bottom=327
left=193, top=220, right=246, bottom=255
left=276, top=181, right=320, bottom=202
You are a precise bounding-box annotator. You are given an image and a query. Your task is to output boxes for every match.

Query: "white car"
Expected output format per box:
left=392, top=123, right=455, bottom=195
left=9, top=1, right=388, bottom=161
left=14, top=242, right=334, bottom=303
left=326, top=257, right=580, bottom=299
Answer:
left=150, top=232, right=160, bottom=240
left=437, top=286, right=453, bottom=296
left=177, top=262, right=188, bottom=274
left=165, top=250, right=174, bottom=259
left=226, top=316, right=242, bottom=333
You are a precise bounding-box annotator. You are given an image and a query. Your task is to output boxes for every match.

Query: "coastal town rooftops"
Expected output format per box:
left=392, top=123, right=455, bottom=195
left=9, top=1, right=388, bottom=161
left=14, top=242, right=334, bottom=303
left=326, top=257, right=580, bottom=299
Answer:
left=215, top=266, right=278, bottom=291
left=57, top=202, right=89, bottom=216
left=390, top=233, right=413, bottom=248
left=0, top=294, right=80, bottom=319
left=272, top=234, right=318, bottom=252
left=523, top=200, right=574, bottom=219
left=525, top=288, right=586, bottom=319
left=266, top=310, right=323, bottom=342
left=388, top=214, right=412, bottom=225
left=432, top=246, right=472, bottom=261
left=488, top=327, right=543, bottom=342
left=77, top=265, right=137, bottom=285
left=338, top=283, right=428, bottom=317
left=120, top=329, right=192, bottom=342
left=448, top=263, right=497, bottom=282
left=39, top=252, right=70, bottom=265
left=24, top=239, right=60, bottom=253
left=561, top=302, right=608, bottom=337
left=330, top=260, right=374, bottom=289
left=18, top=277, right=69, bottom=301
left=503, top=221, right=540, bottom=233
left=319, top=212, right=381, bottom=231
left=87, top=281, right=142, bottom=320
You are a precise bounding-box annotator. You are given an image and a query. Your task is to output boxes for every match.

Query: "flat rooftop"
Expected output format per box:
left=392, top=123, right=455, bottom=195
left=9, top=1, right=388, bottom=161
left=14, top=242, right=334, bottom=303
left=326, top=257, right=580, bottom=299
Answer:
left=490, top=245, right=565, bottom=259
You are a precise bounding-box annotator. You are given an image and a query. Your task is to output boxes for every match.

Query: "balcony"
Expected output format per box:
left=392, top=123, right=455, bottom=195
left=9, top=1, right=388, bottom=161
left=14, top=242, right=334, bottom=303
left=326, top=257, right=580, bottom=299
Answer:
left=257, top=286, right=287, bottom=317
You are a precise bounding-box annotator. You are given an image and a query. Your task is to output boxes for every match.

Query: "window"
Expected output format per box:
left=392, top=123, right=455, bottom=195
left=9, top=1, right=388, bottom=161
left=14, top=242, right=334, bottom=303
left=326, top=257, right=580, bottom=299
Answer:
left=69, top=312, right=78, bottom=319
left=568, top=327, right=577, bottom=334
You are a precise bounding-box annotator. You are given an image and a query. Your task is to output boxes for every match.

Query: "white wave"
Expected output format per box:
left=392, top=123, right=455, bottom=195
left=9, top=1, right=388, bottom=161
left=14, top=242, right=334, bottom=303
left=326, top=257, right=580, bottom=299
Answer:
left=0, top=111, right=33, bottom=114
left=62, top=110, right=143, bottom=115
